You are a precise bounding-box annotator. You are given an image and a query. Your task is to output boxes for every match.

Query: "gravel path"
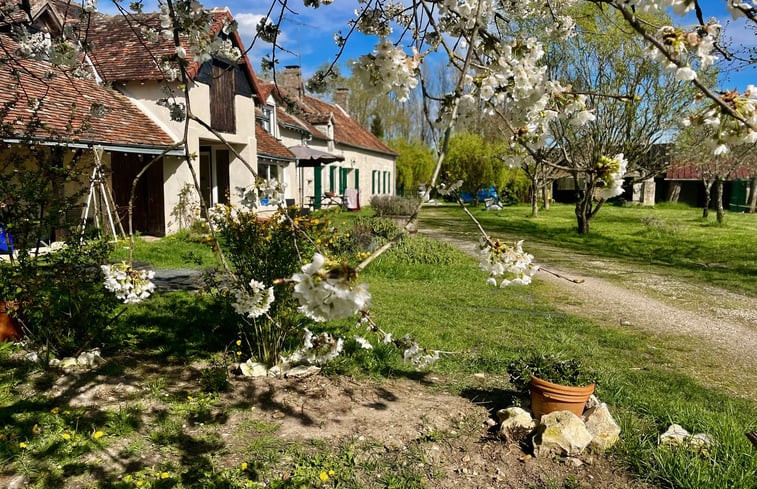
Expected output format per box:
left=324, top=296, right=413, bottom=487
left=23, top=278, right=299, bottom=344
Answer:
left=418, top=221, right=757, bottom=400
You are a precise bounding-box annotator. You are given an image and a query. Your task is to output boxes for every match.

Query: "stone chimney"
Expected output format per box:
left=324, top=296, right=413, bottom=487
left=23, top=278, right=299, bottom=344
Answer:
left=280, top=65, right=304, bottom=101
left=333, top=87, right=350, bottom=114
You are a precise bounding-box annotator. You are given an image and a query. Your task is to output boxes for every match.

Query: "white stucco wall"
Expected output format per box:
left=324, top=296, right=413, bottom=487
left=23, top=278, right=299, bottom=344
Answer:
left=118, top=80, right=257, bottom=233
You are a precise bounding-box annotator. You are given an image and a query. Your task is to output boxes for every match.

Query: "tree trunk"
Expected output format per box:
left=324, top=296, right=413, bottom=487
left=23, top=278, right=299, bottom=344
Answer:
left=749, top=177, right=757, bottom=214
left=667, top=182, right=681, bottom=203
left=715, top=177, right=725, bottom=224
left=575, top=191, right=592, bottom=234
left=541, top=182, right=550, bottom=210
left=530, top=176, right=538, bottom=217
left=702, top=181, right=712, bottom=218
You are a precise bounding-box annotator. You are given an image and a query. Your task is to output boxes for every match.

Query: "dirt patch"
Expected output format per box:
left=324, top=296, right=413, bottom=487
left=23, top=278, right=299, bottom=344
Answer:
left=33, top=357, right=649, bottom=488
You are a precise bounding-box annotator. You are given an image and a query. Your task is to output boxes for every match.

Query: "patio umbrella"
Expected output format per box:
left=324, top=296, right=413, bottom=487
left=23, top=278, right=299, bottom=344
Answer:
left=288, top=145, right=345, bottom=167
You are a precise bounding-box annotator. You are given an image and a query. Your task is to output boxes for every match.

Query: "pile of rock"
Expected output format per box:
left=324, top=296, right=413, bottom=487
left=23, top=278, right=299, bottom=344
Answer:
left=239, top=359, right=321, bottom=379
left=497, top=395, right=621, bottom=458
left=16, top=347, right=104, bottom=370
left=659, top=424, right=715, bottom=454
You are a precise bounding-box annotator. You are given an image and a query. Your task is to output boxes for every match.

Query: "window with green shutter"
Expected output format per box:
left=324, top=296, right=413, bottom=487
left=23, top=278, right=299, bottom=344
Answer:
left=354, top=169, right=360, bottom=189
left=371, top=170, right=376, bottom=194
left=329, top=166, right=336, bottom=193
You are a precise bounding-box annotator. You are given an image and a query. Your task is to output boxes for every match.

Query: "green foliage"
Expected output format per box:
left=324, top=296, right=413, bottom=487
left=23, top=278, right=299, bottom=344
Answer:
left=370, top=195, right=420, bottom=217
left=444, top=132, right=510, bottom=202
left=507, top=353, right=598, bottom=390
left=215, top=206, right=338, bottom=365
left=0, top=239, right=118, bottom=358
left=387, top=138, right=436, bottom=194
left=382, top=234, right=464, bottom=265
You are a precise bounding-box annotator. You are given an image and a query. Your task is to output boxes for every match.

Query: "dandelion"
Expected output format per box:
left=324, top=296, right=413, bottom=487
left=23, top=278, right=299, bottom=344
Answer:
left=160, top=472, right=170, bottom=479
left=328, top=469, right=335, bottom=476
left=92, top=431, right=105, bottom=440
left=236, top=351, right=242, bottom=356
left=241, top=462, right=248, bottom=470
left=319, top=471, right=329, bottom=481
left=236, top=339, right=242, bottom=346
left=19, top=442, right=27, bottom=449
left=50, top=407, right=59, bottom=414
left=62, top=433, right=71, bottom=440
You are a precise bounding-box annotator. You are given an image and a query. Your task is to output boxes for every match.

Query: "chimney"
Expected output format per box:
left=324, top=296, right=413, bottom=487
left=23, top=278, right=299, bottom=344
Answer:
left=280, top=65, right=304, bottom=101
left=334, top=87, right=350, bottom=114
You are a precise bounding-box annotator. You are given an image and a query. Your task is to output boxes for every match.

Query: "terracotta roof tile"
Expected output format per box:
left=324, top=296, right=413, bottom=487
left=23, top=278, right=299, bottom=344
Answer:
left=255, top=125, right=294, bottom=160
left=0, top=34, right=174, bottom=148
left=302, top=94, right=397, bottom=156
left=86, top=8, right=263, bottom=99
left=666, top=165, right=753, bottom=180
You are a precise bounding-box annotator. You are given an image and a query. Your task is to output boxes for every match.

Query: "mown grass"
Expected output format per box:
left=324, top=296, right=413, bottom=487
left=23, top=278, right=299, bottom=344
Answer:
left=420, top=202, right=757, bottom=294
left=355, top=250, right=757, bottom=489
left=108, top=230, right=216, bottom=269
left=2, top=207, right=756, bottom=488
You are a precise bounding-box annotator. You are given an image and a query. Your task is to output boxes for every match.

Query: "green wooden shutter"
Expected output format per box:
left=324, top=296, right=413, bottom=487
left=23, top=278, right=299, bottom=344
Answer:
left=314, top=167, right=322, bottom=209
left=354, top=169, right=360, bottom=189
left=329, top=166, right=336, bottom=193
left=371, top=170, right=376, bottom=194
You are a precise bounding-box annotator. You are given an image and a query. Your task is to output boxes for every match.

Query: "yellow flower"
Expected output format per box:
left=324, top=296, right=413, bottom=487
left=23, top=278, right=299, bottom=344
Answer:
left=160, top=472, right=170, bottom=479
left=328, top=469, right=335, bottom=476
left=236, top=351, right=242, bottom=356
left=62, top=433, right=71, bottom=440
left=50, top=407, right=59, bottom=414
left=63, top=410, right=71, bottom=415
left=240, top=462, right=248, bottom=470
left=92, top=431, right=104, bottom=440
left=187, top=396, right=194, bottom=401
left=32, top=424, right=41, bottom=434
left=18, top=442, right=27, bottom=449
left=236, top=339, right=242, bottom=346
left=319, top=471, right=329, bottom=482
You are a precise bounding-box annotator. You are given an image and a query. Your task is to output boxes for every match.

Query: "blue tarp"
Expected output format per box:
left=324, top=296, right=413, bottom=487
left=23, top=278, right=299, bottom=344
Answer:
left=0, top=226, right=13, bottom=253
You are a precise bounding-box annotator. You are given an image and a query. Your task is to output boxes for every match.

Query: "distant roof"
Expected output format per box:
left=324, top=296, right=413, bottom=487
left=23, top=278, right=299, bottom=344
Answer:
left=0, top=33, right=175, bottom=149
left=260, top=82, right=397, bottom=157
left=666, top=165, right=753, bottom=180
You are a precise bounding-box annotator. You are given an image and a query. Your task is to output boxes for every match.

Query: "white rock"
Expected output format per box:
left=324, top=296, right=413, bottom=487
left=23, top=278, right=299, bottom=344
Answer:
left=59, top=357, right=79, bottom=369
left=565, top=457, right=583, bottom=467
left=268, top=365, right=282, bottom=378
left=585, top=394, right=600, bottom=410
left=284, top=365, right=321, bottom=378
left=659, top=424, right=690, bottom=447
left=690, top=433, right=715, bottom=454
left=496, top=407, right=537, bottom=441
left=239, top=360, right=268, bottom=377
left=533, top=410, right=593, bottom=457
left=7, top=474, right=28, bottom=489
left=583, top=402, right=621, bottom=451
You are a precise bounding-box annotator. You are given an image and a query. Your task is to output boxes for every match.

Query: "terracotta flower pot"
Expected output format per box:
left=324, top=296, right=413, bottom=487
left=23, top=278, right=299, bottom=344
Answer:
left=0, top=300, right=22, bottom=342
left=529, top=375, right=595, bottom=419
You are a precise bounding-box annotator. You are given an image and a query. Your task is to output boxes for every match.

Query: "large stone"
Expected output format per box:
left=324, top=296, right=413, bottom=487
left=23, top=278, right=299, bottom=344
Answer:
left=659, top=424, right=690, bottom=447
left=239, top=360, right=268, bottom=377
left=496, top=407, right=537, bottom=441
left=583, top=402, right=621, bottom=451
left=284, top=365, right=321, bottom=378
left=532, top=410, right=592, bottom=457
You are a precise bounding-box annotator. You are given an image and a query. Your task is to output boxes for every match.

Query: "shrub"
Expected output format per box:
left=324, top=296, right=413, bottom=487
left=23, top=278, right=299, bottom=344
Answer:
left=370, top=195, right=420, bottom=217
left=383, top=234, right=463, bottom=265
left=214, top=206, right=339, bottom=365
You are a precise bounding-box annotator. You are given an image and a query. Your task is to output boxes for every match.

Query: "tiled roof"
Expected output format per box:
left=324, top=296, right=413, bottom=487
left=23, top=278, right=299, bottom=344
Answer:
left=86, top=8, right=262, bottom=99
left=666, top=165, right=753, bottom=180
left=255, top=126, right=294, bottom=161
left=302, top=94, right=397, bottom=156
left=276, top=108, right=317, bottom=136
left=0, top=34, right=174, bottom=148
left=260, top=81, right=395, bottom=155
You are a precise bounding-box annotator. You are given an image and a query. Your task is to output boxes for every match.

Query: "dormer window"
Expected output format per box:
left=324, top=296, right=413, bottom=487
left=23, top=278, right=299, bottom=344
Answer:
left=260, top=105, right=273, bottom=133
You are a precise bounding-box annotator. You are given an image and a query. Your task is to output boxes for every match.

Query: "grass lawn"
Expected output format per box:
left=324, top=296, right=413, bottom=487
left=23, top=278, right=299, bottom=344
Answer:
left=108, top=230, right=217, bottom=270
left=420, top=202, right=757, bottom=295
left=2, top=209, right=755, bottom=488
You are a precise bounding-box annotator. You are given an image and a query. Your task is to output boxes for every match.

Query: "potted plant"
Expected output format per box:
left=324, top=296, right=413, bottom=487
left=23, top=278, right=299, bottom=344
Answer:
left=508, top=354, right=597, bottom=418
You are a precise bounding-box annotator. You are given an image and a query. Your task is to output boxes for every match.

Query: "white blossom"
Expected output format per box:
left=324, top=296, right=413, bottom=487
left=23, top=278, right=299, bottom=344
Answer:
left=354, top=336, right=373, bottom=350
left=479, top=239, right=539, bottom=287
left=233, top=279, right=274, bottom=319
left=283, top=328, right=344, bottom=365
left=101, top=263, right=156, bottom=304
left=291, top=253, right=371, bottom=322
left=596, top=153, right=628, bottom=200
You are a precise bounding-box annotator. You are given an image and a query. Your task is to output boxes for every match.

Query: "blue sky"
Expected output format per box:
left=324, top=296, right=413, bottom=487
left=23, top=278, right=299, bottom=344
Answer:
left=100, top=1, right=755, bottom=91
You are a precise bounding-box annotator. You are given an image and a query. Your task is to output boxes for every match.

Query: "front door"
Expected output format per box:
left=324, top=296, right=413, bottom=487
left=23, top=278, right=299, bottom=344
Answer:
left=110, top=153, right=165, bottom=236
